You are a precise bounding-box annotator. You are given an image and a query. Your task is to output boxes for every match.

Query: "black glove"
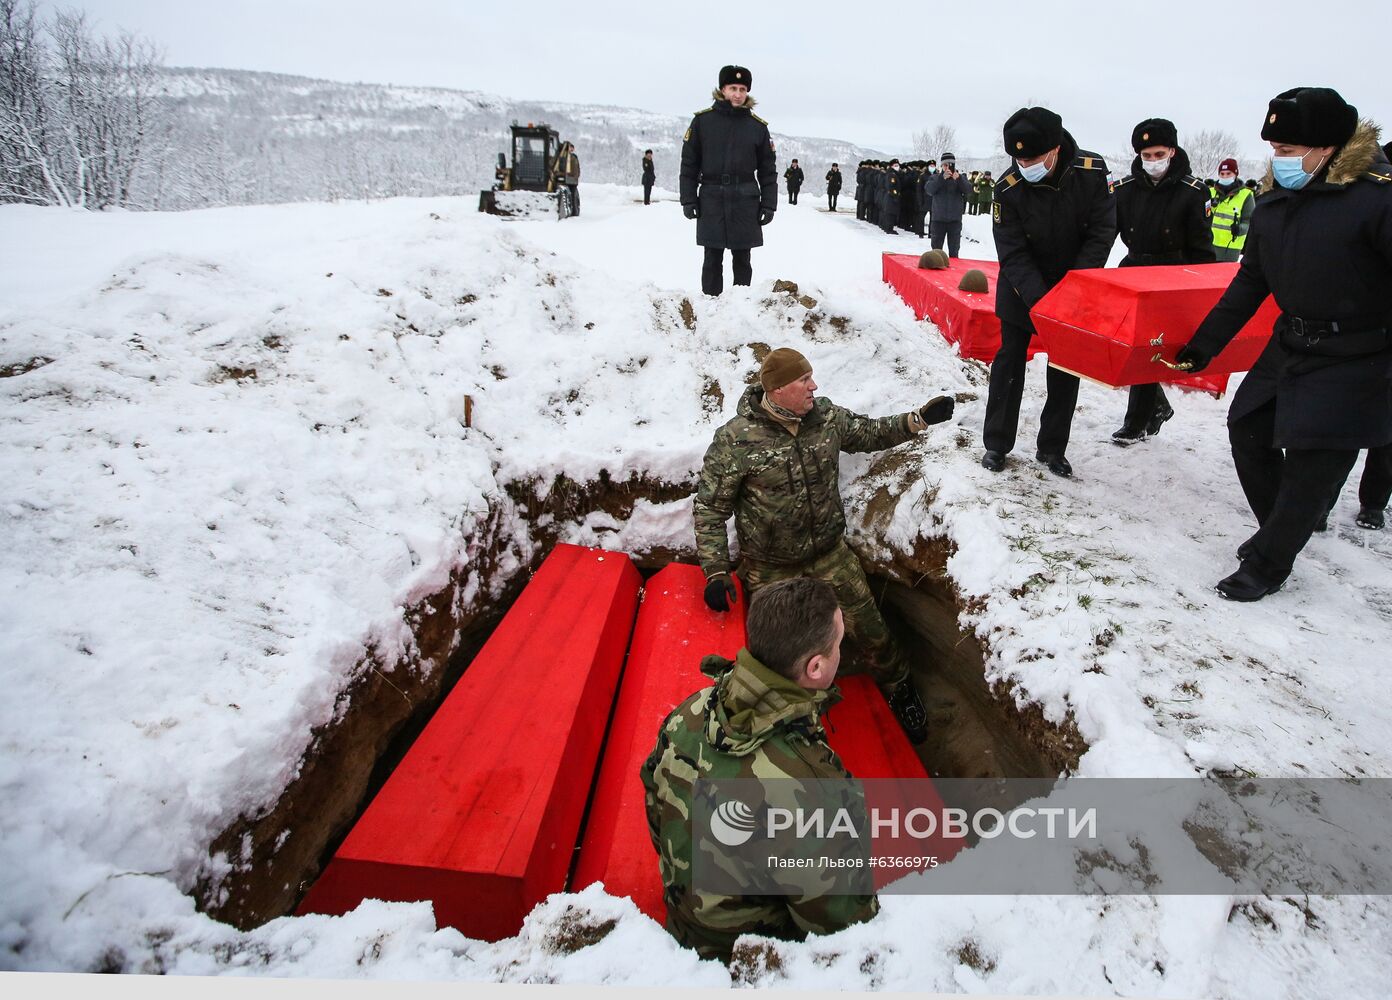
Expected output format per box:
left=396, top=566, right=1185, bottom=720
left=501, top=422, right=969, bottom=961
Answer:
left=919, top=395, right=955, bottom=425
left=703, top=574, right=737, bottom=612
left=683, top=204, right=699, bottom=220
left=1174, top=343, right=1212, bottom=374
left=759, top=208, right=775, bottom=226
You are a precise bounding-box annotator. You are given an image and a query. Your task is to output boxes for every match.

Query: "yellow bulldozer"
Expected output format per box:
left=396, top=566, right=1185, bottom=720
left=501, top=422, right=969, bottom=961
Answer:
left=478, top=122, right=576, bottom=220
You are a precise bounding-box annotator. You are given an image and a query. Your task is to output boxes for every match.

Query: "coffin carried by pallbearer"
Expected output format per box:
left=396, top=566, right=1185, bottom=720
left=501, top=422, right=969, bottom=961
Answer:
left=881, top=253, right=1038, bottom=363
left=1029, top=262, right=1281, bottom=393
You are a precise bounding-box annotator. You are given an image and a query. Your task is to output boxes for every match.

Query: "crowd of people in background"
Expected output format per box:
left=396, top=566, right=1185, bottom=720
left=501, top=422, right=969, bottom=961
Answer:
left=845, top=158, right=994, bottom=254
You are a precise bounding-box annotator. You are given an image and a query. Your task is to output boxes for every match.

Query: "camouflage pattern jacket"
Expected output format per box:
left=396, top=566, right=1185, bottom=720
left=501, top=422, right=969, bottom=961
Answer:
left=640, top=649, right=879, bottom=961
left=694, top=385, right=918, bottom=577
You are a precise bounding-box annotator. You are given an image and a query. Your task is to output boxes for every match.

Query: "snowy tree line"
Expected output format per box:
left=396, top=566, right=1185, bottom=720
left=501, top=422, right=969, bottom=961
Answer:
left=3, top=1, right=1264, bottom=215
left=0, top=0, right=169, bottom=208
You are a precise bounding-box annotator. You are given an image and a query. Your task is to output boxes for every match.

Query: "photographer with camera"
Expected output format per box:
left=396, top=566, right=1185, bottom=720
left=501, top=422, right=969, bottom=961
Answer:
left=922, top=152, right=973, bottom=257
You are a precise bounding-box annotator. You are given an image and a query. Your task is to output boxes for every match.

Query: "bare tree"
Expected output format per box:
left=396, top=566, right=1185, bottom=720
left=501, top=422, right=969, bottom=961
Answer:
left=0, top=0, right=168, bottom=208
left=1183, top=128, right=1241, bottom=179
left=912, top=123, right=958, bottom=162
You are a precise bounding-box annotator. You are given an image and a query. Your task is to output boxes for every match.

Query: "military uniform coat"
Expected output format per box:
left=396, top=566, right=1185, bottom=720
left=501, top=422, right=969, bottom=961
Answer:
left=693, top=385, right=919, bottom=577
left=992, top=131, right=1117, bottom=330
left=1187, top=122, right=1392, bottom=450
left=784, top=165, right=804, bottom=191
left=1112, top=147, right=1215, bottom=267
left=640, top=649, right=878, bottom=961
left=923, top=171, right=973, bottom=222
left=825, top=168, right=843, bottom=195
left=680, top=94, right=778, bottom=250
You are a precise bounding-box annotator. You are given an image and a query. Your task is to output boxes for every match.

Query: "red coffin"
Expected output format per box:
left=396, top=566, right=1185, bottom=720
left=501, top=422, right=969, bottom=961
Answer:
left=571, top=563, right=747, bottom=922
left=572, top=562, right=943, bottom=914
left=882, top=253, right=1037, bottom=363
left=1030, top=262, right=1279, bottom=390
left=297, top=543, right=641, bottom=941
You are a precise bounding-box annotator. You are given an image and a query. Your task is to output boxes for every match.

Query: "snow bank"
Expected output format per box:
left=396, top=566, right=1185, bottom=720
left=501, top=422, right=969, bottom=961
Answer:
left=2, top=185, right=1389, bottom=995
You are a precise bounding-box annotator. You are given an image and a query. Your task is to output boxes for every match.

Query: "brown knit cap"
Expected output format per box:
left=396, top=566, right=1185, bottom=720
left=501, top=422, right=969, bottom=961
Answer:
left=759, top=347, right=812, bottom=391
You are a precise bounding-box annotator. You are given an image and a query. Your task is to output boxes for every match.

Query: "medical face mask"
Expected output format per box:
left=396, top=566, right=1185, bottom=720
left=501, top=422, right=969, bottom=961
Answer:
left=1272, top=156, right=1312, bottom=190
left=1217, top=175, right=1238, bottom=188
left=1272, top=149, right=1326, bottom=191
left=1141, top=157, right=1171, bottom=179
left=1018, top=158, right=1050, bottom=183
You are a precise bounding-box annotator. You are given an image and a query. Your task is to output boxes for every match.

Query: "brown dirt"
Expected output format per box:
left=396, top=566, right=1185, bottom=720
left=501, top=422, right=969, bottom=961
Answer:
left=198, top=505, right=526, bottom=929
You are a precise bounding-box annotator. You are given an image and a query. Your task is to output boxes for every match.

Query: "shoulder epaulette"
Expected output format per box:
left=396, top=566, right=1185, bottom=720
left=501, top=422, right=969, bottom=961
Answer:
left=1074, top=155, right=1107, bottom=171
left=1112, top=175, right=1136, bottom=189
left=693, top=107, right=713, bottom=115
left=750, top=112, right=768, bottom=126
left=1363, top=170, right=1392, bottom=183
left=997, top=172, right=1020, bottom=192
left=1182, top=175, right=1207, bottom=193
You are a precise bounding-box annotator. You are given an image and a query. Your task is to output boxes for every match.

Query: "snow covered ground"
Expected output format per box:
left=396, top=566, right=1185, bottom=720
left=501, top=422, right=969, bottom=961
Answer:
left=1, top=183, right=1389, bottom=995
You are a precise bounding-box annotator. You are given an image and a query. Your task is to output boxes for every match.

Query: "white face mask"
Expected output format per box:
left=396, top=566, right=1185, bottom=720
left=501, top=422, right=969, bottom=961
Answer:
left=1141, top=157, right=1171, bottom=179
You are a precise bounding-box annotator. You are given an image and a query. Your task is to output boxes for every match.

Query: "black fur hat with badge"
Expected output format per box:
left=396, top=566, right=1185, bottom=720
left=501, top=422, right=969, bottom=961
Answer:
left=1131, top=118, right=1178, bottom=152
left=1261, top=87, right=1358, bottom=147
left=718, top=65, right=752, bottom=90
left=1003, top=107, right=1063, bottom=159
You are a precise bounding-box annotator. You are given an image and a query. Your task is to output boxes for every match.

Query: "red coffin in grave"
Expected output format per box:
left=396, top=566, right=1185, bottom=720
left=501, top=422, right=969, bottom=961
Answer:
left=296, top=543, right=641, bottom=941
left=1030, top=262, right=1279, bottom=390
left=571, top=563, right=747, bottom=923
left=882, top=253, right=1037, bottom=363
left=572, top=562, right=944, bottom=916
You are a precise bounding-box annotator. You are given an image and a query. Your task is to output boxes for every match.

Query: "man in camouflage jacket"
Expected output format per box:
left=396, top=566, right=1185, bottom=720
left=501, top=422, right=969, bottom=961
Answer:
left=641, top=578, right=878, bottom=961
left=692, top=347, right=954, bottom=743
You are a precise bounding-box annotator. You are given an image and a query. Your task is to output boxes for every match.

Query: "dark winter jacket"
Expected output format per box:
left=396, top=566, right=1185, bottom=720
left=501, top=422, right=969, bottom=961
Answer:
left=693, top=385, right=920, bottom=576
left=825, top=168, right=843, bottom=194
left=1112, top=147, right=1216, bottom=267
left=879, top=167, right=902, bottom=211
left=680, top=92, right=778, bottom=250
left=784, top=165, right=805, bottom=191
left=923, top=170, right=973, bottom=222
left=642, top=156, right=656, bottom=184
left=1186, top=120, right=1392, bottom=449
left=991, top=131, right=1117, bottom=330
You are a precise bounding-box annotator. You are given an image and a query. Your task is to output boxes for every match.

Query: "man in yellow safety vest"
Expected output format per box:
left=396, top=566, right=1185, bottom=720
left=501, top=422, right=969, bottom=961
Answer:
left=1210, top=157, right=1254, bottom=261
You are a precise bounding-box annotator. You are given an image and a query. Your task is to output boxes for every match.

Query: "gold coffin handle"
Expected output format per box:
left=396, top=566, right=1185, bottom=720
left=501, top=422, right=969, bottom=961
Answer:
left=1148, top=331, right=1195, bottom=372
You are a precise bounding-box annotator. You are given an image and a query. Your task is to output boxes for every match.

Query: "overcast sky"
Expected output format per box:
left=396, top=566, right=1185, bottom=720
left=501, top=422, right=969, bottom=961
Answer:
left=59, top=0, right=1389, bottom=163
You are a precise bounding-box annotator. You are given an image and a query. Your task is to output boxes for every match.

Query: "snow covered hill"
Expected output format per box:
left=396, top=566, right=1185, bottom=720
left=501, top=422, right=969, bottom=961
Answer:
left=1, top=188, right=1389, bottom=995
left=148, top=68, right=888, bottom=210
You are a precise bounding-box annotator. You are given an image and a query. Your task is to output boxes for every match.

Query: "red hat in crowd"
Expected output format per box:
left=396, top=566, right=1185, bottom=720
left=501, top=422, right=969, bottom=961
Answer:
left=1218, top=158, right=1239, bottom=173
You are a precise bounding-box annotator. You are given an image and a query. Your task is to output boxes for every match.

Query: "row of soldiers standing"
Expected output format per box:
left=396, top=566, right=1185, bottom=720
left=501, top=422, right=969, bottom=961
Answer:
left=850, top=158, right=995, bottom=254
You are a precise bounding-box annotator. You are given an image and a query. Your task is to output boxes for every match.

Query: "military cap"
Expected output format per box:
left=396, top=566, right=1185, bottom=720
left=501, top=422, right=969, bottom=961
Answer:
left=759, top=347, right=812, bottom=392
left=1003, top=107, right=1063, bottom=159
left=1131, top=118, right=1178, bottom=152
left=957, top=269, right=989, bottom=293
left=918, top=249, right=950, bottom=270
left=719, top=65, right=753, bottom=90
left=1261, top=87, right=1357, bottom=147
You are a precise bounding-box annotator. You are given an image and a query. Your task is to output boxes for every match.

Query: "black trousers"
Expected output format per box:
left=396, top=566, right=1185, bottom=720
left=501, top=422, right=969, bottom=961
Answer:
left=1122, top=383, right=1170, bottom=429
left=643, top=182, right=653, bottom=205
left=856, top=196, right=865, bottom=220
left=828, top=193, right=838, bottom=211
left=1328, top=443, right=1392, bottom=513
left=1229, top=399, right=1359, bottom=577
left=567, top=184, right=580, bottom=216
left=788, top=187, right=799, bottom=204
left=930, top=220, right=962, bottom=257
left=701, top=247, right=752, bottom=296
left=880, top=200, right=897, bottom=233
left=982, top=321, right=1080, bottom=456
